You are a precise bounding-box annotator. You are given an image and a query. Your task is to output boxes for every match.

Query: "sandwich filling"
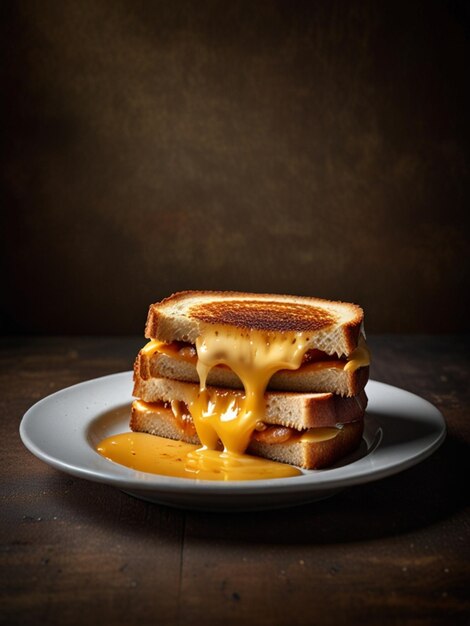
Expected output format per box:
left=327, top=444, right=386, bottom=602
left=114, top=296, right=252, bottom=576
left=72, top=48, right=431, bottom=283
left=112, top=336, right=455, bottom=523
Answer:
left=141, top=335, right=370, bottom=374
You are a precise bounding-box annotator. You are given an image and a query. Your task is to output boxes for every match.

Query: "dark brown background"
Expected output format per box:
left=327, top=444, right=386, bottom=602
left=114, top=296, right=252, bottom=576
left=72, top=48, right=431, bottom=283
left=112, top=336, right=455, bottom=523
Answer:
left=1, top=0, right=469, bottom=335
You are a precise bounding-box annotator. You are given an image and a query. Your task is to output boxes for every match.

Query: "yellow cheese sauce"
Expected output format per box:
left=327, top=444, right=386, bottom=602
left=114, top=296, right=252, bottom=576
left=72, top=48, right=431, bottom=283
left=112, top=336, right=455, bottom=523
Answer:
left=344, top=335, right=370, bottom=372
left=192, top=325, right=312, bottom=454
left=97, top=432, right=301, bottom=481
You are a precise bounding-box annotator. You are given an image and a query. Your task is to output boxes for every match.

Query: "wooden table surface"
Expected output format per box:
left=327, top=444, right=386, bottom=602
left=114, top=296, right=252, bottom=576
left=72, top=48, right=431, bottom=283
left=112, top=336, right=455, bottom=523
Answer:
left=1, top=335, right=469, bottom=625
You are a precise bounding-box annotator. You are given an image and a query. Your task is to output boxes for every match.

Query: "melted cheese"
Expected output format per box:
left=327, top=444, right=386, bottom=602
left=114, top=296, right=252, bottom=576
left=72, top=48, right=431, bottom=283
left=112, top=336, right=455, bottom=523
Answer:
left=344, top=335, right=370, bottom=372
left=299, top=427, right=341, bottom=443
left=96, top=432, right=301, bottom=480
left=141, top=340, right=164, bottom=357
left=191, top=325, right=312, bottom=454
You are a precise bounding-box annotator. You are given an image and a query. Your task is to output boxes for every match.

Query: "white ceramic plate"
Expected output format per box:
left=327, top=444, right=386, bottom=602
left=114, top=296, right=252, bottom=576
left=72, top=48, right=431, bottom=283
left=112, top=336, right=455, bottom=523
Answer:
left=20, top=373, right=446, bottom=511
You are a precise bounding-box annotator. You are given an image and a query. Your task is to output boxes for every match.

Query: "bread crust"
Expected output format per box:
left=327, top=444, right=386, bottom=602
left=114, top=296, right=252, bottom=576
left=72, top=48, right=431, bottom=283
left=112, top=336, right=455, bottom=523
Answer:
left=144, top=291, right=364, bottom=357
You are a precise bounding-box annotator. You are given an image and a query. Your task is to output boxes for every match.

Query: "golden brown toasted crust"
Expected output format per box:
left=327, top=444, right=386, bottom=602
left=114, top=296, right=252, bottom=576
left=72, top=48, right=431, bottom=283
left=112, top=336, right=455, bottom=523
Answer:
left=144, top=291, right=364, bottom=357
left=189, top=299, right=336, bottom=332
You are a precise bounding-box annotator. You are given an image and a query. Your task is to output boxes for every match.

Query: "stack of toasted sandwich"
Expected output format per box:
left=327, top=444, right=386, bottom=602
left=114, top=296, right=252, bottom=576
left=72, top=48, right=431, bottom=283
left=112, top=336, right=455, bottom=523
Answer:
left=131, top=291, right=370, bottom=470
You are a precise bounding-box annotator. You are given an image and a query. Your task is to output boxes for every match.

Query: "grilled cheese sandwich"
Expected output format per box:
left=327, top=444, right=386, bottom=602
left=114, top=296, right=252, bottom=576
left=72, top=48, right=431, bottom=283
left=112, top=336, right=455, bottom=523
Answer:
left=97, top=291, right=370, bottom=480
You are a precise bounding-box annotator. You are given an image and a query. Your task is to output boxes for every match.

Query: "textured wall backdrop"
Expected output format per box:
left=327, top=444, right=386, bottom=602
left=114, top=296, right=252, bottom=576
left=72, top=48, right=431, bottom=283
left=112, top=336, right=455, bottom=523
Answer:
left=1, top=0, right=469, bottom=333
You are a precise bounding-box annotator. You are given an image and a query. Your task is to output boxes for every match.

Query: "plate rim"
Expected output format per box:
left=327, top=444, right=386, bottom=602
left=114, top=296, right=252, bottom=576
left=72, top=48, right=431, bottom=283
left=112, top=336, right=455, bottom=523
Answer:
left=19, top=372, right=447, bottom=496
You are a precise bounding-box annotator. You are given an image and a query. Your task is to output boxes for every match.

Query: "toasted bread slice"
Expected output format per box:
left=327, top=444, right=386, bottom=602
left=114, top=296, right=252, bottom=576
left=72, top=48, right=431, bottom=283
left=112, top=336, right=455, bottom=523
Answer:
left=135, top=348, right=369, bottom=397
left=145, top=291, right=364, bottom=357
left=130, top=399, right=364, bottom=470
left=132, top=375, right=368, bottom=430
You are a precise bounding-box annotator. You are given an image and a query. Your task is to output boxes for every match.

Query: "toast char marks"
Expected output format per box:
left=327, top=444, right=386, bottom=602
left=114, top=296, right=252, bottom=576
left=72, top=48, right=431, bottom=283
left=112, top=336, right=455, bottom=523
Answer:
left=189, top=300, right=336, bottom=332
left=144, top=291, right=364, bottom=355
